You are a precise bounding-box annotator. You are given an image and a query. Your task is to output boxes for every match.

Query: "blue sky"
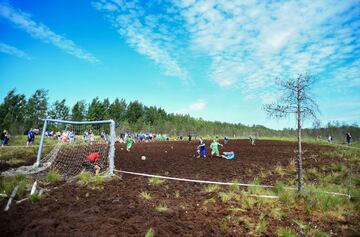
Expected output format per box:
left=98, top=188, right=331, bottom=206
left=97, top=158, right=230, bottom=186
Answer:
left=0, top=0, right=359, bottom=129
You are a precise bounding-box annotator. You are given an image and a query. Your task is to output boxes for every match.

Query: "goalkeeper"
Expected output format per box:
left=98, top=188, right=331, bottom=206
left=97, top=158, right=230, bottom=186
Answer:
left=82, top=151, right=101, bottom=175
left=210, top=139, right=223, bottom=157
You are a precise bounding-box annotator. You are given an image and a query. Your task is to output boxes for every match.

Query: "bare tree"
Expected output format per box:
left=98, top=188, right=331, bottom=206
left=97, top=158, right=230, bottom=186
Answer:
left=264, top=74, right=319, bottom=193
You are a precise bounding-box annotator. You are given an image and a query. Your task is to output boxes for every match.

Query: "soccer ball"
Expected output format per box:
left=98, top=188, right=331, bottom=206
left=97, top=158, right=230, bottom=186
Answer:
left=141, top=156, right=146, bottom=160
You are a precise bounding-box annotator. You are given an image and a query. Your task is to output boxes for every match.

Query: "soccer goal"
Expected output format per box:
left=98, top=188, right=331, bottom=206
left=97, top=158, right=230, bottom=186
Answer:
left=33, top=118, right=116, bottom=178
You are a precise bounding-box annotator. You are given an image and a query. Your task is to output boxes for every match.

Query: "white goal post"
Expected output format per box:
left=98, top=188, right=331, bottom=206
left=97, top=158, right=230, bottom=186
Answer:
left=35, top=118, right=116, bottom=175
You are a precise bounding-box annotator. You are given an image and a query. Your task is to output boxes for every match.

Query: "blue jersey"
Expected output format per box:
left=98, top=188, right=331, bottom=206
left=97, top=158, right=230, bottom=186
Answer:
left=224, top=152, right=235, bottom=160
left=199, top=140, right=206, bottom=156
left=28, top=130, right=34, bottom=139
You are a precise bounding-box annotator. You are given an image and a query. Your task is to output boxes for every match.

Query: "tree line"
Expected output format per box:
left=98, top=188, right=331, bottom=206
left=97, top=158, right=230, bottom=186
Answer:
left=0, top=88, right=358, bottom=140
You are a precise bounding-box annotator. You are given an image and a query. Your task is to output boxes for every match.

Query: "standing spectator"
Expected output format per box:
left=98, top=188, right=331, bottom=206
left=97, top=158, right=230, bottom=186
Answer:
left=224, top=136, right=229, bottom=145
left=89, top=130, right=95, bottom=145
left=69, top=131, right=75, bottom=143
left=327, top=135, right=333, bottom=144
left=1, top=129, right=9, bottom=146
left=27, top=129, right=35, bottom=146
left=346, top=132, right=352, bottom=145
left=83, top=131, right=89, bottom=143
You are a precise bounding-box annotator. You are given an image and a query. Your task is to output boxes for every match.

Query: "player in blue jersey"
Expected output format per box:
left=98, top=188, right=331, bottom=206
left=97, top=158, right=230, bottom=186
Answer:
left=221, top=151, right=235, bottom=160
left=196, top=137, right=206, bottom=158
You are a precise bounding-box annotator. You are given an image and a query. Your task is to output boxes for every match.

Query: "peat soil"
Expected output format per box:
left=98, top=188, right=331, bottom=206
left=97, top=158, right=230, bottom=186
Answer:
left=0, top=140, right=358, bottom=236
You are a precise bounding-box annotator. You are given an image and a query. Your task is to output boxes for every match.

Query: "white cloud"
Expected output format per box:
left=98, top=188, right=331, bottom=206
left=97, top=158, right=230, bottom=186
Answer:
left=93, top=0, right=188, bottom=80
left=189, top=100, right=205, bottom=110
left=174, top=0, right=360, bottom=94
left=0, top=2, right=99, bottom=64
left=94, top=0, right=359, bottom=95
left=0, top=42, right=31, bottom=60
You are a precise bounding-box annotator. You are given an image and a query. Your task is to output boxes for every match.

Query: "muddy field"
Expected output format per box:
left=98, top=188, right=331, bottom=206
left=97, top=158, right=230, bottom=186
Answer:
left=0, top=140, right=358, bottom=236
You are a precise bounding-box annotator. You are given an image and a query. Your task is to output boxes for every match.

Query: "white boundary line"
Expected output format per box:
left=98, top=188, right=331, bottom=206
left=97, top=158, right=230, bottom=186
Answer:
left=116, top=170, right=275, bottom=188
left=114, top=169, right=349, bottom=198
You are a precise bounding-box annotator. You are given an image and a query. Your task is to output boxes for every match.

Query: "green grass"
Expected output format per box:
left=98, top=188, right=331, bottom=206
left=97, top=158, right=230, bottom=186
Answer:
left=6, top=158, right=27, bottom=166
left=4, top=135, right=60, bottom=146
left=276, top=227, right=297, bottom=237
left=254, top=213, right=267, bottom=235
left=0, top=145, right=53, bottom=167
left=203, top=197, right=216, bottom=206
left=46, top=170, right=61, bottom=183
left=77, top=172, right=107, bottom=190
left=226, top=206, right=246, bottom=213
left=155, top=203, right=169, bottom=212
left=148, top=177, right=166, bottom=185
left=218, top=191, right=239, bottom=202
left=274, top=182, right=296, bottom=207
left=145, top=227, right=155, bottom=237
left=0, top=174, right=29, bottom=200
left=301, top=185, right=347, bottom=212
left=139, top=191, right=152, bottom=200
left=203, top=184, right=220, bottom=193
left=270, top=207, right=283, bottom=219
left=28, top=193, right=42, bottom=202
left=274, top=165, right=286, bottom=177
left=235, top=216, right=254, bottom=230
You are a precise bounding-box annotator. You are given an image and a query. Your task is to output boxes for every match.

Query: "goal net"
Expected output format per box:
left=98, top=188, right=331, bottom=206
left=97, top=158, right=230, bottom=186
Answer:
left=2, top=118, right=116, bottom=179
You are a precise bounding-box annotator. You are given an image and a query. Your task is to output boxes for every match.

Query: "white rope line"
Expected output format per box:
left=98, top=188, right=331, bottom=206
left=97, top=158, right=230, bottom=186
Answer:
left=116, top=170, right=275, bottom=188
left=115, top=169, right=350, bottom=197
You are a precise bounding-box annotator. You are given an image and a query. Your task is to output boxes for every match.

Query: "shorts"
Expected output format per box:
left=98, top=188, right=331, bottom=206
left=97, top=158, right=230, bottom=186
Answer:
left=82, top=160, right=99, bottom=172
left=211, top=149, right=219, bottom=156
left=199, top=148, right=206, bottom=156
left=224, top=154, right=235, bottom=160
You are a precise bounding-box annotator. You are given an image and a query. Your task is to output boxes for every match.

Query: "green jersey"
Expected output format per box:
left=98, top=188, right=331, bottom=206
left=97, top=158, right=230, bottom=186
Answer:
left=126, top=138, right=134, bottom=147
left=210, top=142, right=220, bottom=151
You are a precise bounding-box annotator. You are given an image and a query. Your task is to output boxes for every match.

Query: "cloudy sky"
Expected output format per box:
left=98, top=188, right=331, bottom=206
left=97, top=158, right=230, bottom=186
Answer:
left=0, top=0, right=359, bottom=129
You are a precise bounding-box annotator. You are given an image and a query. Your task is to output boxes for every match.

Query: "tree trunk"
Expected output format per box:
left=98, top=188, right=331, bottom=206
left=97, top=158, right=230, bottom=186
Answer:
left=297, top=83, right=303, bottom=193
